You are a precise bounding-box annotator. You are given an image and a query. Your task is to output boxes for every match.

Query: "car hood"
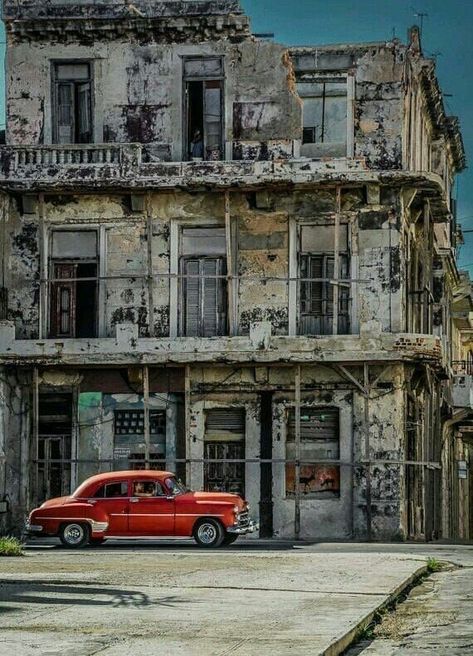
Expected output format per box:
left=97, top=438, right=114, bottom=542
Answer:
left=188, top=491, right=244, bottom=506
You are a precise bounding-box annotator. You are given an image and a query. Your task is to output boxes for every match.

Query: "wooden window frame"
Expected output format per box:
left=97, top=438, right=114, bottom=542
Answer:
left=182, top=56, right=224, bottom=161
left=51, top=60, right=94, bottom=145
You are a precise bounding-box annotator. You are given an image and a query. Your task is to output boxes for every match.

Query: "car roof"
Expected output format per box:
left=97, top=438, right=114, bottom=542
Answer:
left=73, top=470, right=175, bottom=496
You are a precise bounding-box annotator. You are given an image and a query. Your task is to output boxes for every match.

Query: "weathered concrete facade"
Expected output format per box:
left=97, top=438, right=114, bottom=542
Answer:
left=0, top=1, right=466, bottom=541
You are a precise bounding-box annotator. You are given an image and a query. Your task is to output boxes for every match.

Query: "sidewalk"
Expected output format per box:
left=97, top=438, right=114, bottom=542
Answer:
left=348, top=565, right=473, bottom=655
left=0, top=542, right=430, bottom=656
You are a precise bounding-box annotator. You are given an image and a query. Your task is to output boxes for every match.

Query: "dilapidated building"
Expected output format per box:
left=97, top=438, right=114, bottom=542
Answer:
left=0, top=0, right=466, bottom=540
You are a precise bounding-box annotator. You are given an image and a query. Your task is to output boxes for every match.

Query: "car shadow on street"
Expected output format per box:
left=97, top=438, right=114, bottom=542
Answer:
left=0, top=582, right=194, bottom=609
left=26, top=538, right=314, bottom=551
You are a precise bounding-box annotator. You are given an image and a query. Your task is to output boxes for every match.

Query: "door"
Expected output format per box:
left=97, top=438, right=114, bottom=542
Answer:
left=38, top=436, right=71, bottom=501
left=127, top=479, right=175, bottom=535
left=89, top=480, right=130, bottom=535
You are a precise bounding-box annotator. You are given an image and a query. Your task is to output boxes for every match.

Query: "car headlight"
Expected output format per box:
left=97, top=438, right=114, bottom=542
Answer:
left=233, top=505, right=240, bottom=514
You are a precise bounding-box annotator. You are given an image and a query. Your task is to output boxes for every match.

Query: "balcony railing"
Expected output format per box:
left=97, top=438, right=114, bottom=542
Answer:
left=4, top=143, right=142, bottom=171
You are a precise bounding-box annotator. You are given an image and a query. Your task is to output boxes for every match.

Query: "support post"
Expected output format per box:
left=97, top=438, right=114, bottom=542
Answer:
left=32, top=367, right=39, bottom=509
left=294, top=364, right=301, bottom=539
left=364, top=363, right=372, bottom=541
left=185, top=365, right=191, bottom=485
left=143, top=365, right=150, bottom=470
left=146, top=192, right=155, bottom=337
left=333, top=187, right=341, bottom=335
left=224, top=190, right=237, bottom=336
left=38, top=193, right=46, bottom=339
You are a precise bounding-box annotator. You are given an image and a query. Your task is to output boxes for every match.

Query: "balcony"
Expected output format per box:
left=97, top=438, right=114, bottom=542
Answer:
left=0, top=320, right=444, bottom=368
left=0, top=144, right=451, bottom=201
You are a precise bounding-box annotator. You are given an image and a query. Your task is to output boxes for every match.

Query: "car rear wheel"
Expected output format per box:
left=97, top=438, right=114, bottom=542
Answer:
left=59, top=522, right=90, bottom=548
left=193, top=518, right=224, bottom=548
left=222, top=533, right=239, bottom=546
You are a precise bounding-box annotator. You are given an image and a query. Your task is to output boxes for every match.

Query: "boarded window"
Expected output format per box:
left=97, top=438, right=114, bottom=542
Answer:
left=184, top=57, right=224, bottom=161
left=286, top=407, right=340, bottom=498
left=49, top=231, right=98, bottom=338
left=204, top=409, right=245, bottom=495
left=299, top=225, right=350, bottom=335
left=53, top=62, right=93, bottom=144
left=298, top=78, right=347, bottom=157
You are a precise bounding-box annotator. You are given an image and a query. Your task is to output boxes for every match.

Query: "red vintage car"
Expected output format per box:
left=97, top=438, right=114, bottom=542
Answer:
left=26, top=470, right=257, bottom=548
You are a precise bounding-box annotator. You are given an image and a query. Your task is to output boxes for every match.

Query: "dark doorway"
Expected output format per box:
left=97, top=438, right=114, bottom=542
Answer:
left=37, top=393, right=73, bottom=503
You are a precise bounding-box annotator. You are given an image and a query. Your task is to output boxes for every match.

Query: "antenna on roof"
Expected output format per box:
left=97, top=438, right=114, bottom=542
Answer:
left=411, top=8, right=429, bottom=37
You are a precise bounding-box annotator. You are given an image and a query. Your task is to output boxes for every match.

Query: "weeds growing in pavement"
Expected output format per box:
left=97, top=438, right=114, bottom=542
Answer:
left=0, top=536, right=25, bottom=557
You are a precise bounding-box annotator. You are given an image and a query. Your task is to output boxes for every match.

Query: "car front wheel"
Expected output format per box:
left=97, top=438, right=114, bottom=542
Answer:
left=59, top=522, right=90, bottom=548
left=193, top=518, right=224, bottom=548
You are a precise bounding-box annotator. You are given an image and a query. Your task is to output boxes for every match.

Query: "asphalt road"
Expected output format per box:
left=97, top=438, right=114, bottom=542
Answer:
left=1, top=539, right=472, bottom=656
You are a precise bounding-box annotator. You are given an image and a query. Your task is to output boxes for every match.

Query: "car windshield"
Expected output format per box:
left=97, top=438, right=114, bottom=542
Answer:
left=166, top=477, right=188, bottom=496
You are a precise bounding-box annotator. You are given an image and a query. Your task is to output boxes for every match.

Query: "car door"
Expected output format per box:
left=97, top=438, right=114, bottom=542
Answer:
left=127, top=479, right=175, bottom=535
left=89, top=480, right=130, bottom=535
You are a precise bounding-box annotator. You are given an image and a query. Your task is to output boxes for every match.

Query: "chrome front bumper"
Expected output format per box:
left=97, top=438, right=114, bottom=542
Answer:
left=25, top=522, right=43, bottom=534
left=227, top=519, right=259, bottom=535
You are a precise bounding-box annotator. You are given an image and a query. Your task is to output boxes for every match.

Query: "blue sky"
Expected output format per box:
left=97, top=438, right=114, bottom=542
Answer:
left=1, top=1, right=472, bottom=265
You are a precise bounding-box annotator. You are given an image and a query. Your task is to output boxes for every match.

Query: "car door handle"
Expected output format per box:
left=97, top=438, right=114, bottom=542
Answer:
left=129, top=497, right=139, bottom=503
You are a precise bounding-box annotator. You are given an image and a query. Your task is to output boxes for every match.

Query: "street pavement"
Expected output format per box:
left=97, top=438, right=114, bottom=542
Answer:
left=0, top=539, right=472, bottom=655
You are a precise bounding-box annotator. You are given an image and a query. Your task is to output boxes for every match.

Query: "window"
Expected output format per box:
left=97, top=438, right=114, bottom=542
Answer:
left=113, top=409, right=166, bottom=470
left=94, top=481, right=128, bottom=498
left=183, top=57, right=223, bottom=161
left=132, top=480, right=165, bottom=497
left=53, top=62, right=93, bottom=144
left=179, top=228, right=227, bottom=337
left=299, top=225, right=350, bottom=335
left=204, top=409, right=245, bottom=496
left=286, top=408, right=340, bottom=498
left=298, top=78, right=347, bottom=157
left=49, top=230, right=98, bottom=338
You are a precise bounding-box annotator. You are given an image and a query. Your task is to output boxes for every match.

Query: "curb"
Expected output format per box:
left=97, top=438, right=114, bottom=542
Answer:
left=321, top=564, right=428, bottom=656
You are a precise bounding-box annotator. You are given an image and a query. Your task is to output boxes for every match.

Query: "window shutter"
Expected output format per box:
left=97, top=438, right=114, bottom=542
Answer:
left=56, top=83, right=74, bottom=144
left=183, top=259, right=200, bottom=336
left=310, top=255, right=324, bottom=315
left=202, top=259, right=218, bottom=337
left=77, top=81, right=92, bottom=143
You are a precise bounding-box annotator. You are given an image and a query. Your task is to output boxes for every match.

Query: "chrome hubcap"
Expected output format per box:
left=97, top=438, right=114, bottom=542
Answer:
left=197, top=523, right=217, bottom=544
left=64, top=523, right=84, bottom=545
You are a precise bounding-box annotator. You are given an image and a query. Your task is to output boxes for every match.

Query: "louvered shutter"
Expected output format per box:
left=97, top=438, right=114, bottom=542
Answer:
left=183, top=259, right=200, bottom=336
left=202, top=259, right=218, bottom=336
left=56, top=83, right=74, bottom=144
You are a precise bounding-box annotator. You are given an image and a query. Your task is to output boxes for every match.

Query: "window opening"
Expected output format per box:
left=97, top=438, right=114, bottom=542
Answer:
left=204, top=408, right=245, bottom=496
left=113, top=409, right=166, bottom=471
left=286, top=407, right=340, bottom=498
left=298, top=225, right=350, bottom=335
left=53, top=62, right=93, bottom=144
left=49, top=230, right=98, bottom=338
left=184, top=58, right=223, bottom=161
left=179, top=227, right=227, bottom=337
left=298, top=78, right=347, bottom=157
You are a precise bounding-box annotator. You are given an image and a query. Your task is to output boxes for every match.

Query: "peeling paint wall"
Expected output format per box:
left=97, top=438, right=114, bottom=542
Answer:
left=1, top=187, right=409, bottom=340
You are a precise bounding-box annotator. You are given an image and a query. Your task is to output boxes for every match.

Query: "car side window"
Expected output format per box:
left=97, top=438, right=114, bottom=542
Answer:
left=93, top=482, right=128, bottom=498
left=132, top=480, right=165, bottom=497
